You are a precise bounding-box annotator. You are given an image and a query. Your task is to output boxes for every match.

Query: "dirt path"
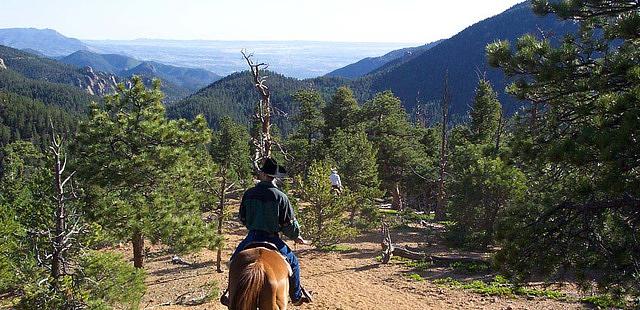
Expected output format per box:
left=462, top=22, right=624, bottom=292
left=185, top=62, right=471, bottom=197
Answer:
left=137, top=211, right=587, bottom=310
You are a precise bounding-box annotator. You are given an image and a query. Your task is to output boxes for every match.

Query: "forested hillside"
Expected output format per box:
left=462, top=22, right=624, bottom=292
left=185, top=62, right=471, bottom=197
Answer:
left=0, top=68, right=97, bottom=113
left=61, top=50, right=222, bottom=92
left=353, top=1, right=577, bottom=116
left=60, top=50, right=142, bottom=73
left=325, top=40, right=442, bottom=79
left=0, top=91, right=80, bottom=148
left=0, top=45, right=118, bottom=96
left=167, top=71, right=347, bottom=132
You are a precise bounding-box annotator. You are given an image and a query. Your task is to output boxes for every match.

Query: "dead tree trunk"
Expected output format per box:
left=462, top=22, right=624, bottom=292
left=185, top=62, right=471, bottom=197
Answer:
left=434, top=72, right=450, bottom=221
left=216, top=170, right=227, bottom=273
left=49, top=126, right=77, bottom=284
left=242, top=50, right=272, bottom=169
left=391, top=182, right=404, bottom=211
left=495, top=109, right=504, bottom=154
left=380, top=222, right=487, bottom=266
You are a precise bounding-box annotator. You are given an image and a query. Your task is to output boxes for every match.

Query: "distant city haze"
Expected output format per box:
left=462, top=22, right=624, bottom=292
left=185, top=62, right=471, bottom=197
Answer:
left=2, top=0, right=523, bottom=43
left=87, top=40, right=415, bottom=78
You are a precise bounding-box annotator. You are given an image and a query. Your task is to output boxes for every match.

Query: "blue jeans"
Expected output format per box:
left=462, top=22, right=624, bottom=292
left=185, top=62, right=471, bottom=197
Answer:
left=231, top=230, right=302, bottom=300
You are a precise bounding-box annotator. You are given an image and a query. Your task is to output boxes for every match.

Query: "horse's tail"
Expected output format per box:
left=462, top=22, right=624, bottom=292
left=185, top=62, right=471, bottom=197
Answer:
left=231, top=260, right=265, bottom=310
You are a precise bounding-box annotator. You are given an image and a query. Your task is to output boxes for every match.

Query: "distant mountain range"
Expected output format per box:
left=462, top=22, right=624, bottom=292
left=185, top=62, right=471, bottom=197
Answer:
left=168, top=1, right=576, bottom=129
left=59, top=50, right=221, bottom=92
left=0, top=1, right=580, bottom=134
left=0, top=45, right=194, bottom=102
left=0, top=28, right=89, bottom=57
left=325, top=40, right=443, bottom=79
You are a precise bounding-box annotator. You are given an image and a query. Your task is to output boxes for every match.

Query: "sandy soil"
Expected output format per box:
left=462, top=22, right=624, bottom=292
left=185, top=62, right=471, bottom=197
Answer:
left=134, top=208, right=588, bottom=310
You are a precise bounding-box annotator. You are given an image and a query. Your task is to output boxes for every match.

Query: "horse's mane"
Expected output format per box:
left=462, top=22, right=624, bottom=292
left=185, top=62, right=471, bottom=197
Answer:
left=231, top=259, right=265, bottom=310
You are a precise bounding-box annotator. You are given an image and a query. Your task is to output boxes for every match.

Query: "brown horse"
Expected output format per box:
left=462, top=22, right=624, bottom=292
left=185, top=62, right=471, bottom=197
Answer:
left=228, top=246, right=291, bottom=310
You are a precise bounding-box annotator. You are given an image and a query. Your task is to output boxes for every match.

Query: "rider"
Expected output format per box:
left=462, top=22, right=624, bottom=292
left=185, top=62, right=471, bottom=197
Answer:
left=329, top=168, right=343, bottom=195
left=221, top=158, right=313, bottom=306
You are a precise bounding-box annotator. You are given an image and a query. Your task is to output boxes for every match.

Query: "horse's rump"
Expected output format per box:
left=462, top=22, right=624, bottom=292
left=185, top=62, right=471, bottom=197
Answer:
left=228, top=247, right=290, bottom=310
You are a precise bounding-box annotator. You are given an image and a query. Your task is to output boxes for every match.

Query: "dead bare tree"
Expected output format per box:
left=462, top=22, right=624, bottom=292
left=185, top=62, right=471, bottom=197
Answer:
left=48, top=122, right=79, bottom=284
left=241, top=50, right=273, bottom=169
left=380, top=222, right=487, bottom=265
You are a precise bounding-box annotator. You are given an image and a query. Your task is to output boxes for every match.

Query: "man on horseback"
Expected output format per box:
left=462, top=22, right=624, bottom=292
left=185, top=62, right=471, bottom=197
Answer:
left=221, top=158, right=313, bottom=306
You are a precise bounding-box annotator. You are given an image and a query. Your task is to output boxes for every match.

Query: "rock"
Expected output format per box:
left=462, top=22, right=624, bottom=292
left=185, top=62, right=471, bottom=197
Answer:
left=171, top=255, right=193, bottom=266
left=0, top=58, right=6, bottom=70
left=75, top=66, right=119, bottom=96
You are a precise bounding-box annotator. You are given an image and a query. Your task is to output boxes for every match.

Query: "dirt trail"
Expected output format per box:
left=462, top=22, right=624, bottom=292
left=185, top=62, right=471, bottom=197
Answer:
left=137, top=211, right=586, bottom=310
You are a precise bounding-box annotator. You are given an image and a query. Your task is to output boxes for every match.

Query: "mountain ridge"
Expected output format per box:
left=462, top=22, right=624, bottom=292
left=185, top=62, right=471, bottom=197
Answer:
left=325, top=40, right=443, bottom=79
left=0, top=28, right=89, bottom=56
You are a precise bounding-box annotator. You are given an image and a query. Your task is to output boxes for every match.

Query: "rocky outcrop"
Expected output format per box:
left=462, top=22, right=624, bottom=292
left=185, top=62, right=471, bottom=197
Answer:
left=0, top=58, right=6, bottom=70
left=76, top=66, right=120, bottom=96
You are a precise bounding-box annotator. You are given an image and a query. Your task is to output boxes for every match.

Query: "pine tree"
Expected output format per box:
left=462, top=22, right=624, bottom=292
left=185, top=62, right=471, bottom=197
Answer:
left=210, top=116, right=251, bottom=272
left=487, top=0, right=640, bottom=297
left=326, top=128, right=381, bottom=227
left=361, top=91, right=421, bottom=210
left=469, top=78, right=502, bottom=144
left=297, top=160, right=357, bottom=247
left=74, top=77, right=215, bottom=268
left=287, top=90, right=325, bottom=177
left=324, top=86, right=359, bottom=138
left=448, top=143, right=526, bottom=247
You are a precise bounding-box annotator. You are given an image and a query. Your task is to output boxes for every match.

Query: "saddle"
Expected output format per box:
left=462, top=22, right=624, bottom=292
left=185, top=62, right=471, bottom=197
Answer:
left=240, top=242, right=292, bottom=276
left=244, top=241, right=280, bottom=252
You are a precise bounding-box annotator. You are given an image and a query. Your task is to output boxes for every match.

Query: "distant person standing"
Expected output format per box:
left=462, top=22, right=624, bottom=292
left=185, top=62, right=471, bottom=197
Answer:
left=329, top=168, right=343, bottom=195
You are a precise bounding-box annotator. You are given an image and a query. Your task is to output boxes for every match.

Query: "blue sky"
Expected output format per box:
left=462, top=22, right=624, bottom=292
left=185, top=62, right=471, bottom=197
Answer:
left=1, top=0, right=524, bottom=43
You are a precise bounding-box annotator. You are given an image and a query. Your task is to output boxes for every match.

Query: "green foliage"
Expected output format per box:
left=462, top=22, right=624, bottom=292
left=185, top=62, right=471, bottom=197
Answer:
left=434, top=275, right=567, bottom=300
left=286, top=90, right=325, bottom=176
left=317, top=244, right=355, bottom=253
left=210, top=116, right=252, bottom=185
left=324, top=86, right=360, bottom=137
left=361, top=91, right=426, bottom=209
left=404, top=260, right=433, bottom=272
left=167, top=71, right=347, bottom=134
left=74, top=76, right=216, bottom=264
left=77, top=251, right=146, bottom=309
left=450, top=261, right=491, bottom=274
left=0, top=64, right=97, bottom=113
left=325, top=128, right=382, bottom=228
left=448, top=143, right=526, bottom=247
left=487, top=0, right=640, bottom=298
left=1, top=141, right=146, bottom=309
left=297, top=160, right=357, bottom=247
left=406, top=273, right=425, bottom=282
left=580, top=294, right=627, bottom=309
left=469, top=78, right=501, bottom=144
left=16, top=251, right=145, bottom=310
left=0, top=91, right=80, bottom=150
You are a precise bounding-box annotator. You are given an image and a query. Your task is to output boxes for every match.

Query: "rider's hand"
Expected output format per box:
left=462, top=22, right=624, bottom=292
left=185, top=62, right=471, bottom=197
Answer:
left=294, top=236, right=309, bottom=245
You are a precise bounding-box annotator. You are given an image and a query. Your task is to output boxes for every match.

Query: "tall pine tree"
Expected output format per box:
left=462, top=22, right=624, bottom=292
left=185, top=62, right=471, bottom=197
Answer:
left=74, top=77, right=215, bottom=268
left=487, top=0, right=640, bottom=297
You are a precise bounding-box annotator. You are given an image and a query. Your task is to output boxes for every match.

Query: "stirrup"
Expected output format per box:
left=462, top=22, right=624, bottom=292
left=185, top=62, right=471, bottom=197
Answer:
left=292, top=287, right=313, bottom=306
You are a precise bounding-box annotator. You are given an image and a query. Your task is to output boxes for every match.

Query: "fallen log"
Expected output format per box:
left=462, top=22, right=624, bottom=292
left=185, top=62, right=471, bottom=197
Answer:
left=380, top=222, right=488, bottom=266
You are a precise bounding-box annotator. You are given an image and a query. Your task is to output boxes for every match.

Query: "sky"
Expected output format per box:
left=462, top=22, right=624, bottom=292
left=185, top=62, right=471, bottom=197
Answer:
left=0, top=0, right=525, bottom=43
